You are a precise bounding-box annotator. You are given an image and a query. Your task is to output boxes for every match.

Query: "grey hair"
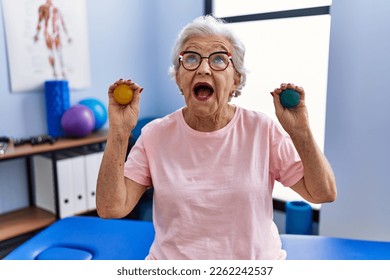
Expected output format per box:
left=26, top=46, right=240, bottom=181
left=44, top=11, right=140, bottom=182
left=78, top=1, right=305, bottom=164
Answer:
left=169, top=15, right=247, bottom=98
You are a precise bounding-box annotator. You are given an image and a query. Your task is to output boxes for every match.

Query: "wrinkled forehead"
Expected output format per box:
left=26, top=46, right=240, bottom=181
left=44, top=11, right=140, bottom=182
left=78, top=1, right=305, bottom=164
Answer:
left=182, top=35, right=233, bottom=54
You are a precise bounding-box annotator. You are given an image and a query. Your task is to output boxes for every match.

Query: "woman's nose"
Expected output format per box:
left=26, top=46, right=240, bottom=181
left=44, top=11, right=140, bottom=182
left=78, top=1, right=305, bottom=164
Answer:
left=196, top=58, right=212, bottom=75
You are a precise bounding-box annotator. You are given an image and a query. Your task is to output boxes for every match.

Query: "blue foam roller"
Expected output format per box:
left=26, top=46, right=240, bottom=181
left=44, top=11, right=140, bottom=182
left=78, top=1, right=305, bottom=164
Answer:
left=285, top=201, right=313, bottom=235
left=44, top=80, right=70, bottom=137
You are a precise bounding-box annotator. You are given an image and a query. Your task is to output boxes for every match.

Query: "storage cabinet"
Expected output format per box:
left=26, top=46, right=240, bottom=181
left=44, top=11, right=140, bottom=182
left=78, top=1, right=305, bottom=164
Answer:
left=0, top=130, right=107, bottom=241
left=33, top=150, right=104, bottom=218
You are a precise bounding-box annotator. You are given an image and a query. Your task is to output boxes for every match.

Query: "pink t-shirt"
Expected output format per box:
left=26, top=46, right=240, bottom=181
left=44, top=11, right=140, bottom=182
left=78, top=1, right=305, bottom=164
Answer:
left=124, top=106, right=303, bottom=259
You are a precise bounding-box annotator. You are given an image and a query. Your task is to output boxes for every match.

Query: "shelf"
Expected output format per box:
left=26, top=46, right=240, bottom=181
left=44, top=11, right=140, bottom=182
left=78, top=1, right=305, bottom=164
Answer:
left=0, top=129, right=108, bottom=160
left=0, top=130, right=109, bottom=242
left=0, top=207, right=56, bottom=242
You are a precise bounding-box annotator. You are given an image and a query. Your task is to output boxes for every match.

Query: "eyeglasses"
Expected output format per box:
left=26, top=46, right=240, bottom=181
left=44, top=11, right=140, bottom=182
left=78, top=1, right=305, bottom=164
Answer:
left=179, top=51, right=232, bottom=71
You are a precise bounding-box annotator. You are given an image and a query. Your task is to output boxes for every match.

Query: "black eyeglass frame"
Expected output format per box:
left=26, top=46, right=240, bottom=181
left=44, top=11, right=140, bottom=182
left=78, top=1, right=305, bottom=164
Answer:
left=179, top=51, right=233, bottom=71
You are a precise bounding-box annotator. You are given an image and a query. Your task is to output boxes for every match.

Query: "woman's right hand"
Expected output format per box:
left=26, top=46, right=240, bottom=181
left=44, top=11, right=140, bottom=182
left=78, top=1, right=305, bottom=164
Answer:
left=107, top=78, right=143, bottom=136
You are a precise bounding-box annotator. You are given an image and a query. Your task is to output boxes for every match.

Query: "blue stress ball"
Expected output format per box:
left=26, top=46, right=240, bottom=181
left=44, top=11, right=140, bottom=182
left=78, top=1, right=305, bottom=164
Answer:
left=280, top=89, right=300, bottom=108
left=78, top=98, right=108, bottom=131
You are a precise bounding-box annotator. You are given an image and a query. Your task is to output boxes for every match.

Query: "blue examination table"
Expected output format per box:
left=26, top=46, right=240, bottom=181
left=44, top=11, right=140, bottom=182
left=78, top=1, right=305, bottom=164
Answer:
left=4, top=216, right=390, bottom=260
left=4, top=216, right=154, bottom=260
left=281, top=234, right=390, bottom=260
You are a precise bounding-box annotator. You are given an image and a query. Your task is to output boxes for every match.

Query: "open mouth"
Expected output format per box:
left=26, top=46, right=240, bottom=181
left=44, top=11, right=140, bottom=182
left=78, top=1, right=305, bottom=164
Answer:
left=193, top=82, right=214, bottom=101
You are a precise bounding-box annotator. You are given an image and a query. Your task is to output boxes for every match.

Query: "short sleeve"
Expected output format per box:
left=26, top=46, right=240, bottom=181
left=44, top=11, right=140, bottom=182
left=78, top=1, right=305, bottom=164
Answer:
left=269, top=124, right=304, bottom=187
left=124, top=134, right=152, bottom=186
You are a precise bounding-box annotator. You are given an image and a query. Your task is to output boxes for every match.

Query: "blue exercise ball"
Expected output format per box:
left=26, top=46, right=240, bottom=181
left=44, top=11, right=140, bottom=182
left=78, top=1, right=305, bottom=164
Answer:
left=61, top=105, right=95, bottom=137
left=78, top=98, right=108, bottom=131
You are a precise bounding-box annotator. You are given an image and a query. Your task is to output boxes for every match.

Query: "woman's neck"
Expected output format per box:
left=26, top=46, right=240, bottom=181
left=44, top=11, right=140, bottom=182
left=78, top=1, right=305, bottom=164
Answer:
left=183, top=104, right=236, bottom=132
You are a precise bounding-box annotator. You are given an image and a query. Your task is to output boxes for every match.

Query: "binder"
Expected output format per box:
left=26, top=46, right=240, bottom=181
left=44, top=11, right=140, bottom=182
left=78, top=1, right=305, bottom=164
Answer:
left=33, top=154, right=75, bottom=218
left=84, top=151, right=103, bottom=211
left=67, top=153, right=88, bottom=215
left=56, top=156, right=75, bottom=218
left=33, top=155, right=56, bottom=214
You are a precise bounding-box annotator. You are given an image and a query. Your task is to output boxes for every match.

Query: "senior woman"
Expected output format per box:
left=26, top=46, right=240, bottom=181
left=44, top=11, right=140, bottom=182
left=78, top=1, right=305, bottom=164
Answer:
left=96, top=15, right=336, bottom=260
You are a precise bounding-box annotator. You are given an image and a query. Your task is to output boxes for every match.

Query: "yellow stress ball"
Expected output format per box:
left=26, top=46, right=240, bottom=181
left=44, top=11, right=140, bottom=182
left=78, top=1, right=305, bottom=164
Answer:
left=113, top=84, right=134, bottom=105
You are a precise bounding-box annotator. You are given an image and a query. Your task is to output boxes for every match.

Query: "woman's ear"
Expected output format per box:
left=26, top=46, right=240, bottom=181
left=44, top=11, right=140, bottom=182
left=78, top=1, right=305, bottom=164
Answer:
left=176, top=71, right=182, bottom=89
left=232, top=71, right=241, bottom=92
left=233, top=71, right=241, bottom=87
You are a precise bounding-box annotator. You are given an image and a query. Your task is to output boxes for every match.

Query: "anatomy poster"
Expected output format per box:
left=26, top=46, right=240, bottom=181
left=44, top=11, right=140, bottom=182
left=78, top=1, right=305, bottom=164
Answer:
left=2, top=0, right=91, bottom=92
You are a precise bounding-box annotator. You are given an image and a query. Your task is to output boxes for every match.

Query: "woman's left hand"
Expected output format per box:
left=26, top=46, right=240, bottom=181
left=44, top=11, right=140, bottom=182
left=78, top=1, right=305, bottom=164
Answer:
left=271, top=83, right=337, bottom=204
left=270, top=83, right=309, bottom=136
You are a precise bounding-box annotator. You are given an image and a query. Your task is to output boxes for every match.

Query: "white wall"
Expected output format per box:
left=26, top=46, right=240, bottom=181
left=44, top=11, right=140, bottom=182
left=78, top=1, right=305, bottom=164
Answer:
left=320, top=0, right=390, bottom=241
